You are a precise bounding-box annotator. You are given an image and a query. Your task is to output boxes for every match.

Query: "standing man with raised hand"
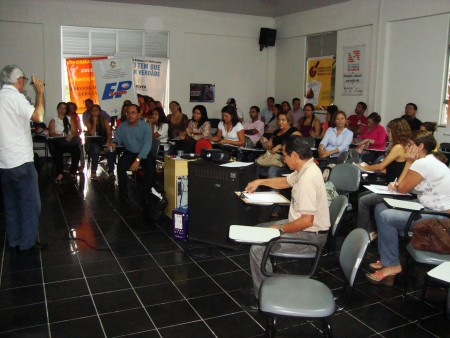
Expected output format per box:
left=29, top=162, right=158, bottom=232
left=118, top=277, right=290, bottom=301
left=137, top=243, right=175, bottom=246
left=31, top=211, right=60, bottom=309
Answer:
left=0, top=65, right=46, bottom=254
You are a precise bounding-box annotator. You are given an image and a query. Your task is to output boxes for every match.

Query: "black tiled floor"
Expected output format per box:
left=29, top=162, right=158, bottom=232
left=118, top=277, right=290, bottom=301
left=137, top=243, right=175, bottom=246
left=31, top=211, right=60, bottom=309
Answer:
left=0, top=161, right=448, bottom=337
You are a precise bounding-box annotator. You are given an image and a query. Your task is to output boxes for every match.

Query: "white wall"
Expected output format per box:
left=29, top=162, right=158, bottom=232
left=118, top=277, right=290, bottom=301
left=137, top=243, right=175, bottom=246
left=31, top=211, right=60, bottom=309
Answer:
left=0, top=0, right=275, bottom=122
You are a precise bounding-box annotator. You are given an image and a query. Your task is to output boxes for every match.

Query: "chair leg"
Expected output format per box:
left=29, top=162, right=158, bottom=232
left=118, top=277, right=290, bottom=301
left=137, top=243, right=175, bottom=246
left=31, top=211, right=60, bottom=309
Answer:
left=446, top=287, right=450, bottom=321
left=403, top=254, right=410, bottom=297
left=266, top=317, right=276, bottom=338
left=418, top=276, right=429, bottom=325
left=321, top=319, right=332, bottom=338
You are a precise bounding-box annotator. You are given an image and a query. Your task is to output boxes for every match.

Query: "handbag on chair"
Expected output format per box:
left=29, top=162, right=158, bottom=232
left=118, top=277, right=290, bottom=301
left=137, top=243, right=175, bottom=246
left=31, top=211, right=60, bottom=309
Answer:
left=411, top=218, right=450, bottom=254
left=255, top=151, right=285, bottom=167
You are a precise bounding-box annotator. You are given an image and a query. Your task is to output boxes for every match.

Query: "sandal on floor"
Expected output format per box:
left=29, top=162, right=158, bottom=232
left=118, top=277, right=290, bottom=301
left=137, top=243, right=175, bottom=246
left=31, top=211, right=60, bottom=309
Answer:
left=366, top=270, right=396, bottom=286
left=369, top=260, right=382, bottom=271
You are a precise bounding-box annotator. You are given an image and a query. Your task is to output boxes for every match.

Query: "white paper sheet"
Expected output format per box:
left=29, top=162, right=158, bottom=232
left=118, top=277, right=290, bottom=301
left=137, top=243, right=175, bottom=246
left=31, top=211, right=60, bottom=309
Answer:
left=240, top=191, right=290, bottom=204
left=354, top=162, right=374, bottom=173
left=220, top=162, right=253, bottom=167
left=427, top=262, right=450, bottom=283
left=364, top=185, right=411, bottom=196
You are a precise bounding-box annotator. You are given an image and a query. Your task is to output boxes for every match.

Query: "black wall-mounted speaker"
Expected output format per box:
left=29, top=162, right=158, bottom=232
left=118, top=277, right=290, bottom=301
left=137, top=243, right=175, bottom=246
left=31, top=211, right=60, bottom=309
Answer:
left=259, top=28, right=277, bottom=47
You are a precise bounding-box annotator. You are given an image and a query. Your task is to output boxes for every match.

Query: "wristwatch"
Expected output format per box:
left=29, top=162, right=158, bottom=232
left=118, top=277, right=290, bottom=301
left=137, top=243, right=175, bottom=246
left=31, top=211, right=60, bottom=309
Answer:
left=136, top=158, right=141, bottom=162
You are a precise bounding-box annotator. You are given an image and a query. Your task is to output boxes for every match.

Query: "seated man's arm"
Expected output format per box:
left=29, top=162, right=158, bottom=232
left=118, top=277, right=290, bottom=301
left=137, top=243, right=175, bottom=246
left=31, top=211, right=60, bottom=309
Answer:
left=245, top=177, right=290, bottom=193
left=275, top=214, right=314, bottom=233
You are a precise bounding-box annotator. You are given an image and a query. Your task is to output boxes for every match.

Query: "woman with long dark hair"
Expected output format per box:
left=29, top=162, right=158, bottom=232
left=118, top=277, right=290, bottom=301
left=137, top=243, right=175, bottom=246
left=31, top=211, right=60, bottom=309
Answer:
left=48, top=102, right=81, bottom=183
left=209, top=105, right=245, bottom=146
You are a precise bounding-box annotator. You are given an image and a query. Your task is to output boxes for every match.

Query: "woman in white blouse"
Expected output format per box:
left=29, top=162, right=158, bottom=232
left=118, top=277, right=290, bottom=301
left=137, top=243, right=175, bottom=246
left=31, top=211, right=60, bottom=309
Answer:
left=209, top=105, right=245, bottom=147
left=149, top=107, right=169, bottom=143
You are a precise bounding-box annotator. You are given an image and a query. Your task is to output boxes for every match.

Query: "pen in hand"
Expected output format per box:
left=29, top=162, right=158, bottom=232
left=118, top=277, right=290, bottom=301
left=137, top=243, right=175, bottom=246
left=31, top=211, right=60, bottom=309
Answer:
left=388, top=177, right=398, bottom=191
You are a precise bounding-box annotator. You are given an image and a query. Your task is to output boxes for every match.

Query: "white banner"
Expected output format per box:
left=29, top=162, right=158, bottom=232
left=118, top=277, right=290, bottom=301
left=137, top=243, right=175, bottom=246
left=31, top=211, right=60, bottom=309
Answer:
left=92, top=58, right=137, bottom=117
left=343, top=45, right=364, bottom=96
left=132, top=57, right=168, bottom=105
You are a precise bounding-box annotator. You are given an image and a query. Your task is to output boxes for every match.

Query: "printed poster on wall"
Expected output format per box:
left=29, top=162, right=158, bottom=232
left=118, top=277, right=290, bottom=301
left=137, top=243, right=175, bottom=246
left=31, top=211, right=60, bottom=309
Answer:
left=92, top=58, right=137, bottom=117
left=133, top=57, right=168, bottom=104
left=190, top=84, right=215, bottom=102
left=66, top=57, right=107, bottom=114
left=305, top=56, right=335, bottom=109
left=343, top=45, right=364, bottom=96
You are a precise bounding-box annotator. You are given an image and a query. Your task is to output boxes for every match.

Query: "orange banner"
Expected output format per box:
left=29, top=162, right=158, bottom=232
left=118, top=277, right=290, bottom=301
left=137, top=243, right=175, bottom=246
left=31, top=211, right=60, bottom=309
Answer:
left=66, top=57, right=107, bottom=114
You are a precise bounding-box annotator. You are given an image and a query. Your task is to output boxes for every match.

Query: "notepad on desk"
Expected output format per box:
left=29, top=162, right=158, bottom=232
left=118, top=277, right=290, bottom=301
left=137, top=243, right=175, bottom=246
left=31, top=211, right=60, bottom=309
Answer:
left=229, top=225, right=281, bottom=244
left=364, top=184, right=411, bottom=196
left=235, top=191, right=290, bottom=205
left=383, top=198, right=424, bottom=211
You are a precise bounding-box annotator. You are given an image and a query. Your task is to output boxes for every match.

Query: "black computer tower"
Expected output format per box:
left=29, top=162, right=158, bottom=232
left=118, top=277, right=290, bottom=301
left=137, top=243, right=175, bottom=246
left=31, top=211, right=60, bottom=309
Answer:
left=188, top=160, right=261, bottom=249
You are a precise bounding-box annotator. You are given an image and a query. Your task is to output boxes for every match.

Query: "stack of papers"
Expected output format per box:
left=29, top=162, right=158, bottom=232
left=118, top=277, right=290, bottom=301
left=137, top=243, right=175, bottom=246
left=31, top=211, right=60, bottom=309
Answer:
left=235, top=191, right=290, bottom=205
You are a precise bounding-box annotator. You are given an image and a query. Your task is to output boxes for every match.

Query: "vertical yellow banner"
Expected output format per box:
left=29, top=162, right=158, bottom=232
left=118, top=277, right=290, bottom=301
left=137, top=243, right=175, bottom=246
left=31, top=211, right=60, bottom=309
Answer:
left=305, top=56, right=335, bottom=109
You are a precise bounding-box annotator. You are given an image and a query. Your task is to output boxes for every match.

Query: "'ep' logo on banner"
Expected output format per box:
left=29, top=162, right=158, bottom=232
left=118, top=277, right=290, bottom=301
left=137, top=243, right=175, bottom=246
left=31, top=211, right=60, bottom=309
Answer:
left=102, top=81, right=132, bottom=100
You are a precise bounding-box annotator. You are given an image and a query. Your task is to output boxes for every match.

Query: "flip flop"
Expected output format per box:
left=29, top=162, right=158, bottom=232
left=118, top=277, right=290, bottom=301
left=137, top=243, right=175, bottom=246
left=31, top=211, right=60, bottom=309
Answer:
left=366, top=270, right=396, bottom=286
left=369, top=260, right=382, bottom=271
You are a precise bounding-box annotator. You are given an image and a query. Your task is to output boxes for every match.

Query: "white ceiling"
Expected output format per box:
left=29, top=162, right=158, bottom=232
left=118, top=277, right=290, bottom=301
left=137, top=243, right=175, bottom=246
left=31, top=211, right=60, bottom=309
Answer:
left=90, top=0, right=349, bottom=17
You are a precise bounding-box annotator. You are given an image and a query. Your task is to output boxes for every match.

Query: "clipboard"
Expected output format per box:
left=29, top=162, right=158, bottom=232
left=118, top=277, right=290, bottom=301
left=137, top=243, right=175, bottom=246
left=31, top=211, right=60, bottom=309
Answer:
left=235, top=191, right=290, bottom=205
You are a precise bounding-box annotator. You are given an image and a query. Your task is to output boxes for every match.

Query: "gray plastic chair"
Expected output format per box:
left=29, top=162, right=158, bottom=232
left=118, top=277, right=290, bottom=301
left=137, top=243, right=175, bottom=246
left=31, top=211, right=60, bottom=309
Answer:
left=329, top=163, right=360, bottom=211
left=259, top=228, right=370, bottom=337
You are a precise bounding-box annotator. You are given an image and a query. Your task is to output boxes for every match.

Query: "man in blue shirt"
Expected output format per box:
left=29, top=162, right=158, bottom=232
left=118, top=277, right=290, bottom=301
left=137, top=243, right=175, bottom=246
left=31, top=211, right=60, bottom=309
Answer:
left=112, top=104, right=153, bottom=201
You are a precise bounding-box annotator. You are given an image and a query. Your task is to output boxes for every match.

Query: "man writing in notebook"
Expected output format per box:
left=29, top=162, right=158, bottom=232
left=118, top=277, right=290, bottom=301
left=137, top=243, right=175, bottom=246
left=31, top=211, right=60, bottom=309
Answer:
left=244, top=135, right=330, bottom=308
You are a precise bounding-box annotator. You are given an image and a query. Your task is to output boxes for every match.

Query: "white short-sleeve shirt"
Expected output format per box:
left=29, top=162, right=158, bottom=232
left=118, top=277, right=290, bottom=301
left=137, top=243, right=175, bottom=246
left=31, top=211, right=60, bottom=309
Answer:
left=218, top=122, right=244, bottom=141
left=410, top=154, right=450, bottom=210
left=286, top=159, right=330, bottom=232
left=0, top=85, right=35, bottom=168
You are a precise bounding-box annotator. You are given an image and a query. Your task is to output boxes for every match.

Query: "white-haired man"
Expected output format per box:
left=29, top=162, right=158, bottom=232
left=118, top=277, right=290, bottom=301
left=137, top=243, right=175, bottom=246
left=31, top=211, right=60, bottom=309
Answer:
left=0, top=65, right=45, bottom=254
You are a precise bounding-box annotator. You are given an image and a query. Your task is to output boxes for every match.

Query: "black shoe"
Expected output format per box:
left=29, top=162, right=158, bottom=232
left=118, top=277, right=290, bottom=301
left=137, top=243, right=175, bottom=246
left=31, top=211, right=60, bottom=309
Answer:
left=9, top=246, right=20, bottom=256
left=20, top=241, right=48, bottom=255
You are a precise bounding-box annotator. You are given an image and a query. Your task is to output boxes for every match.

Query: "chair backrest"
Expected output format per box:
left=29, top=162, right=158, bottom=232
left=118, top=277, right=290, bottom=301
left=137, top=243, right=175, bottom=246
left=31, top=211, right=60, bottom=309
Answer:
left=336, top=151, right=349, bottom=164
left=209, top=118, right=221, bottom=129
left=329, top=195, right=348, bottom=236
left=329, top=163, right=361, bottom=193
left=339, top=228, right=370, bottom=286
left=195, top=138, right=212, bottom=154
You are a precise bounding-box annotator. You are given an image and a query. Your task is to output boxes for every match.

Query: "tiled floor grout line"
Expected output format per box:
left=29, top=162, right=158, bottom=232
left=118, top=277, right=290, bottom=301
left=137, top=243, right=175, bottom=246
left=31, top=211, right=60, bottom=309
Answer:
left=55, top=188, right=109, bottom=338
left=0, top=235, right=7, bottom=289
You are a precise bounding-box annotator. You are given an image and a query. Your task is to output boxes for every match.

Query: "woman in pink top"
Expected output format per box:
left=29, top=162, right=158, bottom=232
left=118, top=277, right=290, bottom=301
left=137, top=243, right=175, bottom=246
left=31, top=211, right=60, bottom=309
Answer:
left=355, top=112, right=386, bottom=163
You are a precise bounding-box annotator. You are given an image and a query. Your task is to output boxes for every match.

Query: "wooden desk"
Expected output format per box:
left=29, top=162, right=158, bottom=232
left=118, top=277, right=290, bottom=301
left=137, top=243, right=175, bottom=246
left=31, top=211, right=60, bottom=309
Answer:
left=164, top=156, right=195, bottom=219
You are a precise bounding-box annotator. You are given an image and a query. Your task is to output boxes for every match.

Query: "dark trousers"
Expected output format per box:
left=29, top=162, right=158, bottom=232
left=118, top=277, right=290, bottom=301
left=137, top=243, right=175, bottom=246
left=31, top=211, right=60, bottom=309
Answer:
left=0, top=162, right=41, bottom=250
left=52, top=137, right=81, bottom=175
left=117, top=151, right=155, bottom=198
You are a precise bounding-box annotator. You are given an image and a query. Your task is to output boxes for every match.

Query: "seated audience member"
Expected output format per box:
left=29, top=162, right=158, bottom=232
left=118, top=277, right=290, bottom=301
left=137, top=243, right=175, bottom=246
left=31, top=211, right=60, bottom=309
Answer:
left=281, top=101, right=292, bottom=115
left=246, top=135, right=330, bottom=302
left=347, top=101, right=367, bottom=135
left=243, top=106, right=264, bottom=148
left=318, top=111, right=353, bottom=163
left=85, top=104, right=114, bottom=180
left=319, top=105, right=339, bottom=139
left=366, top=132, right=450, bottom=285
left=167, top=100, right=189, bottom=139
left=116, top=100, right=132, bottom=128
left=66, top=102, right=82, bottom=137
left=264, top=103, right=282, bottom=137
left=186, top=105, right=211, bottom=141
left=260, top=97, right=275, bottom=125
left=139, top=96, right=155, bottom=120
left=297, top=103, right=321, bottom=138
left=149, top=107, right=169, bottom=143
left=48, top=102, right=81, bottom=183
left=82, top=98, right=110, bottom=125
left=354, top=112, right=387, bottom=163
left=401, top=102, right=422, bottom=131
left=291, top=97, right=303, bottom=126
left=209, top=105, right=245, bottom=147
left=112, top=104, right=153, bottom=202
left=355, top=118, right=411, bottom=241
left=258, top=111, right=301, bottom=178
left=226, top=98, right=245, bottom=122
left=420, top=121, right=437, bottom=135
